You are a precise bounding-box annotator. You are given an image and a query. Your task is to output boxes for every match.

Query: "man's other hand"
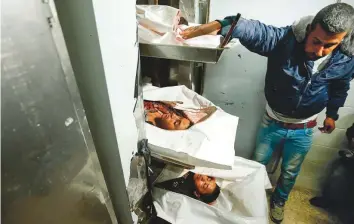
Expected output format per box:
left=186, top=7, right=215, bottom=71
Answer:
left=319, top=117, right=336, bottom=134
left=180, top=21, right=221, bottom=39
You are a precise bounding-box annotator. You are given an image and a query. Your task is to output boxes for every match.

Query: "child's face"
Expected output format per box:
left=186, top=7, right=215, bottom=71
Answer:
left=193, top=174, right=217, bottom=195
left=155, top=113, right=191, bottom=130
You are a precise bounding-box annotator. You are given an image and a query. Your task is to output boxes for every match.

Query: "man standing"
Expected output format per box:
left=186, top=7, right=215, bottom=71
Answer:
left=181, top=3, right=354, bottom=223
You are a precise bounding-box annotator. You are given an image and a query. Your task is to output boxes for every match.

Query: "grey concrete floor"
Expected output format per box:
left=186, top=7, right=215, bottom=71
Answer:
left=2, top=188, right=112, bottom=224
left=269, top=188, right=341, bottom=224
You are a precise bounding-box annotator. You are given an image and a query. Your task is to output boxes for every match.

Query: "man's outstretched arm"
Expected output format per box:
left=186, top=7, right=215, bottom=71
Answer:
left=181, top=16, right=290, bottom=56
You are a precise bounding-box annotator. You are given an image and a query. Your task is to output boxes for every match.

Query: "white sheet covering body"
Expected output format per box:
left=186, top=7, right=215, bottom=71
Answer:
left=143, top=85, right=239, bottom=169
left=153, top=156, right=272, bottom=224
left=136, top=5, right=224, bottom=48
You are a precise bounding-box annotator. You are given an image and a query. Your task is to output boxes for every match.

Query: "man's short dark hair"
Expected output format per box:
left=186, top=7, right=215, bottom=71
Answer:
left=311, top=3, right=354, bottom=34
left=199, top=184, right=221, bottom=204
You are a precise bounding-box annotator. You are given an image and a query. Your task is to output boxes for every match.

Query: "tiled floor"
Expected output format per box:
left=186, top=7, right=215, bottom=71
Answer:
left=269, top=188, right=341, bottom=224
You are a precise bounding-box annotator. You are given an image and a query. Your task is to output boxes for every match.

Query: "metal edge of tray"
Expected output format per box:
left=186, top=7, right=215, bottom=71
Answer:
left=139, top=43, right=225, bottom=64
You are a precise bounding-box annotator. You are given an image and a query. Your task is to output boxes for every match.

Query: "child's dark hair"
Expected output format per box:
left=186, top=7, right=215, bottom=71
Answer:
left=155, top=101, right=192, bottom=123
left=199, top=184, right=221, bottom=204
left=179, top=17, right=189, bottom=26
left=165, top=103, right=187, bottom=119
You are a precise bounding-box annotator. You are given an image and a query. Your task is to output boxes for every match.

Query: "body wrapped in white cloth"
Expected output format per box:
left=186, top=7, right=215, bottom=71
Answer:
left=152, top=156, right=272, bottom=224
left=143, top=85, right=239, bottom=169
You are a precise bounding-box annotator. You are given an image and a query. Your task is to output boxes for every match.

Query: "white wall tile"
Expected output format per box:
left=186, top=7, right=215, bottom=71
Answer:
left=306, top=145, right=340, bottom=164
left=312, top=128, right=348, bottom=149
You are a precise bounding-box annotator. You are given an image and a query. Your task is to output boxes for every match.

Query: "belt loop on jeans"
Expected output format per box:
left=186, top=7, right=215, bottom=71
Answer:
left=304, top=123, right=307, bottom=129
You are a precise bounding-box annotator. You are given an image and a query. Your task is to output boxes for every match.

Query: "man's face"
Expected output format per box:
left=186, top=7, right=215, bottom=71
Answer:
left=304, top=24, right=347, bottom=60
left=193, top=174, right=217, bottom=195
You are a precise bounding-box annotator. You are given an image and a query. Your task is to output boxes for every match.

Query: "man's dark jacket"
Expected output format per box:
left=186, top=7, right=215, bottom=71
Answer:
left=218, top=16, right=354, bottom=120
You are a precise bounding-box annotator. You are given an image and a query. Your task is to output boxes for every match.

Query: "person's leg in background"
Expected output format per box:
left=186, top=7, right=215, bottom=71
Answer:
left=270, top=126, right=314, bottom=223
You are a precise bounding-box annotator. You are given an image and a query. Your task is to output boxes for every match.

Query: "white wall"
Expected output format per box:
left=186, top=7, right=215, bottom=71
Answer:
left=204, top=0, right=354, bottom=191
left=92, top=0, right=139, bottom=186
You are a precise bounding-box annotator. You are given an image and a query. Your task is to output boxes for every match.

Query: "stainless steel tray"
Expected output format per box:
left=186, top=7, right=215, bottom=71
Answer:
left=139, top=43, right=225, bottom=64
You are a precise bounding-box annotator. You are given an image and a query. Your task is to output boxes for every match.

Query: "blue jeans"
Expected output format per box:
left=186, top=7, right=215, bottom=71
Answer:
left=253, top=113, right=314, bottom=202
